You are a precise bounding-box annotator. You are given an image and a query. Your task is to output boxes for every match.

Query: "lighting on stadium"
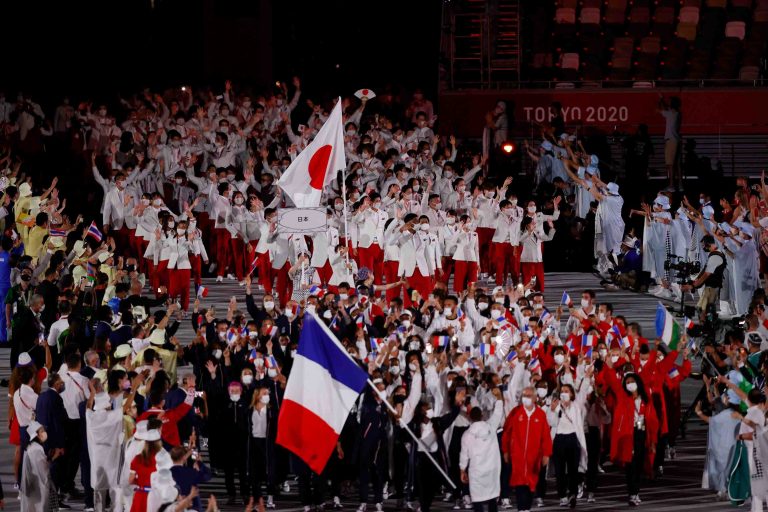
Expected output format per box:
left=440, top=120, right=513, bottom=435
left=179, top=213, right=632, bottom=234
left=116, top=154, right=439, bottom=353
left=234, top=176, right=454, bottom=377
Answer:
left=502, top=142, right=516, bottom=154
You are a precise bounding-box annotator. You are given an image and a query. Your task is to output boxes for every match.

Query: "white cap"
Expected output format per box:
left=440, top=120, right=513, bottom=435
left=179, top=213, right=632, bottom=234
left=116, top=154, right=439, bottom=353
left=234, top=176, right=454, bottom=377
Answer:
left=622, top=235, right=638, bottom=248
left=590, top=154, right=599, bottom=165
left=606, top=182, right=620, bottom=195
left=143, top=428, right=161, bottom=442
left=98, top=252, right=113, bottom=263
left=654, top=195, right=670, bottom=210
left=17, top=352, right=32, bottom=367
left=27, top=420, right=43, bottom=440
left=73, top=240, right=87, bottom=257
left=114, top=344, right=132, bottom=359
left=18, top=183, right=32, bottom=197
left=149, top=328, right=166, bottom=346
left=133, top=420, right=149, bottom=441
left=541, top=141, right=553, bottom=151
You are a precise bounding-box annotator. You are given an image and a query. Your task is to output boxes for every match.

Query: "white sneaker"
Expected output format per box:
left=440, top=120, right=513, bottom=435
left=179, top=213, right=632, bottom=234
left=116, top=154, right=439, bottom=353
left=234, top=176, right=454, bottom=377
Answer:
left=239, top=280, right=246, bottom=287
left=463, top=495, right=472, bottom=510
left=227, top=273, right=236, bottom=280
left=535, top=497, right=544, bottom=507
left=443, top=493, right=453, bottom=502
left=216, top=275, right=224, bottom=283
left=587, top=492, right=595, bottom=503
left=382, top=482, right=390, bottom=500
left=266, top=496, right=276, bottom=509
left=500, top=498, right=512, bottom=509
left=375, top=504, right=383, bottom=512
left=653, top=287, right=673, bottom=299
left=333, top=496, right=342, bottom=509
left=559, top=497, right=569, bottom=507
left=357, top=504, right=367, bottom=512
left=304, top=507, right=313, bottom=512
left=577, top=483, right=584, bottom=499
left=453, top=499, right=462, bottom=510
left=283, top=482, right=291, bottom=493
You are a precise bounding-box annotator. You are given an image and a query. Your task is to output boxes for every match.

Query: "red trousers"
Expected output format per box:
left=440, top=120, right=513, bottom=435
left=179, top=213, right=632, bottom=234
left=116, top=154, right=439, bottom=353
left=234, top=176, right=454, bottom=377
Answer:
left=214, top=228, right=231, bottom=277
left=316, top=261, right=333, bottom=286
left=169, top=268, right=191, bottom=311
left=256, top=252, right=272, bottom=292
left=454, top=260, right=478, bottom=293
left=110, top=226, right=131, bottom=258
left=190, top=254, right=202, bottom=287
left=384, top=261, right=402, bottom=302
left=155, top=260, right=170, bottom=292
left=273, top=262, right=292, bottom=307
left=405, top=269, right=434, bottom=308
left=493, top=243, right=521, bottom=285
left=439, top=256, right=454, bottom=286
left=521, top=262, right=545, bottom=292
left=230, top=237, right=246, bottom=281
left=476, top=227, right=495, bottom=274
left=357, top=244, right=383, bottom=284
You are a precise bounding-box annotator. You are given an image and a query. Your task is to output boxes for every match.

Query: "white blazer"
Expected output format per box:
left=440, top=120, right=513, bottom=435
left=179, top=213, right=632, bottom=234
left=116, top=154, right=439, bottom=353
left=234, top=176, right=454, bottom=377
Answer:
left=311, top=226, right=340, bottom=267
left=354, top=208, right=388, bottom=249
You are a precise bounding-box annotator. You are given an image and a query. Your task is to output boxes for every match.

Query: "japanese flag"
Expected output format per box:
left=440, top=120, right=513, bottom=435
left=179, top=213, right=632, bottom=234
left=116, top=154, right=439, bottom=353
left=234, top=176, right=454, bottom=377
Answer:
left=278, top=99, right=346, bottom=207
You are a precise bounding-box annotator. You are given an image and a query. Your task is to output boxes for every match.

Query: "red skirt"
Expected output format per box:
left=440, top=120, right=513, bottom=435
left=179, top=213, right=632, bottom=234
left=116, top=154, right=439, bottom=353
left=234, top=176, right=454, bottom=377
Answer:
left=9, top=415, right=20, bottom=445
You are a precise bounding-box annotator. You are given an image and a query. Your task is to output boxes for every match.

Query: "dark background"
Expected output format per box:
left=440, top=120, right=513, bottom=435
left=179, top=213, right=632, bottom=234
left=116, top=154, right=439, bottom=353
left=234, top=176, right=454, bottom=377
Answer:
left=0, top=0, right=441, bottom=108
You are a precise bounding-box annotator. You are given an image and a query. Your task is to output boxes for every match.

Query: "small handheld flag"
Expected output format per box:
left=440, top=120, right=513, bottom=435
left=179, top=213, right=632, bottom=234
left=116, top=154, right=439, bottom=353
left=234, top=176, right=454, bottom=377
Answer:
left=529, top=336, right=541, bottom=350
left=561, top=291, right=573, bottom=308
left=668, top=367, right=680, bottom=379
left=197, top=285, right=209, bottom=298
left=538, top=308, right=552, bottom=325
left=226, top=328, right=239, bottom=345
left=528, top=358, right=541, bottom=374
left=684, top=317, right=694, bottom=330
left=506, top=350, right=518, bottom=364
left=49, top=228, right=67, bottom=237
left=581, top=334, right=595, bottom=349
left=248, top=348, right=259, bottom=363
left=620, top=336, right=632, bottom=350
left=479, top=343, right=495, bottom=356
left=432, top=335, right=450, bottom=348
left=584, top=346, right=593, bottom=359
left=86, top=222, right=103, bottom=242
left=265, top=355, right=278, bottom=369
left=370, top=338, right=384, bottom=352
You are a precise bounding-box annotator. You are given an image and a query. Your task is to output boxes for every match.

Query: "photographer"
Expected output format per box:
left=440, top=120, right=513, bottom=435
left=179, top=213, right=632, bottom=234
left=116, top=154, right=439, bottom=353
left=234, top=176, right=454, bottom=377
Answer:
left=682, top=235, right=726, bottom=322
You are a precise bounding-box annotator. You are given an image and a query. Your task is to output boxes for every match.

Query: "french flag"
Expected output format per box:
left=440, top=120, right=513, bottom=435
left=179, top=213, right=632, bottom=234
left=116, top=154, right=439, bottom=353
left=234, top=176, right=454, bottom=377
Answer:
left=528, top=357, right=542, bottom=374
left=197, top=285, right=209, bottom=298
left=86, top=221, right=103, bottom=242
left=226, top=328, right=239, bottom=345
left=432, top=335, right=450, bottom=348
left=479, top=343, right=495, bottom=356
left=248, top=348, right=259, bottom=364
left=265, top=355, right=278, bottom=369
left=620, top=336, right=632, bottom=350
left=684, top=317, right=694, bottom=330
left=276, top=314, right=368, bottom=473
left=249, top=254, right=258, bottom=275
left=370, top=337, right=383, bottom=353
left=584, top=346, right=593, bottom=359
left=529, top=336, right=541, bottom=350
left=506, top=350, right=518, bottom=364
left=561, top=291, right=573, bottom=308
left=538, top=308, right=552, bottom=325
left=581, top=334, right=595, bottom=349
left=669, top=367, right=680, bottom=379
left=268, top=325, right=279, bottom=338
left=565, top=338, right=575, bottom=353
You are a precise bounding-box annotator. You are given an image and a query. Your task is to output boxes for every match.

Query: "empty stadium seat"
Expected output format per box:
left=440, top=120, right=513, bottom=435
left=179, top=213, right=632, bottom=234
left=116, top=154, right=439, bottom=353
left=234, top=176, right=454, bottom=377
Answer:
left=726, top=21, right=747, bottom=39
left=555, top=7, right=577, bottom=24
left=739, top=65, right=760, bottom=80
left=705, top=0, right=727, bottom=8
left=680, top=6, right=701, bottom=25
left=677, top=22, right=699, bottom=40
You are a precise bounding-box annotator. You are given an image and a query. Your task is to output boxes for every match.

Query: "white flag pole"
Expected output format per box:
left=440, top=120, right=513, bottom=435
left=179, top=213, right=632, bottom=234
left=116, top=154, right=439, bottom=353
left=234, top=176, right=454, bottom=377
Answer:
left=365, top=379, right=457, bottom=489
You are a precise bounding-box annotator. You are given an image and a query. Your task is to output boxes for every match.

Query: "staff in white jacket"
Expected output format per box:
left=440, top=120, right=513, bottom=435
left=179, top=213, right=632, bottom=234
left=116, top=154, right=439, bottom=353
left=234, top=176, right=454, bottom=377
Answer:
left=460, top=401, right=503, bottom=510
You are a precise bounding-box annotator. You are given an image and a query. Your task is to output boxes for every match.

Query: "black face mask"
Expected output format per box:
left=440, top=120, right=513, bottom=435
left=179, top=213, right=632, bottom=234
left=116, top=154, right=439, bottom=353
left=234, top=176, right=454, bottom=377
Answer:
left=20, top=274, right=32, bottom=282
left=393, top=394, right=407, bottom=405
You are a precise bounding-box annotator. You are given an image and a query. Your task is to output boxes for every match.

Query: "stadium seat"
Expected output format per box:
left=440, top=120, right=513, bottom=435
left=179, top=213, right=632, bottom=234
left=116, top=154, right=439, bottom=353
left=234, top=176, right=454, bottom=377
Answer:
left=680, top=6, right=701, bottom=25
left=632, top=81, right=655, bottom=88
left=557, top=0, right=579, bottom=8
left=677, top=22, right=699, bottom=40
left=652, top=6, right=677, bottom=41
left=628, top=7, right=651, bottom=39
left=555, top=7, right=577, bottom=24
left=739, top=65, right=760, bottom=80
left=705, top=0, right=727, bottom=8
left=731, top=0, right=753, bottom=8
left=558, top=52, right=581, bottom=80
left=580, top=7, right=602, bottom=34
left=726, top=21, right=747, bottom=39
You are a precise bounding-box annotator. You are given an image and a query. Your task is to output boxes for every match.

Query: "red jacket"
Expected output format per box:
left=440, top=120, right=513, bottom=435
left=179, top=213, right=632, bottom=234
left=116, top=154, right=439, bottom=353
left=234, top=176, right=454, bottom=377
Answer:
left=501, top=405, right=553, bottom=490
left=600, top=367, right=659, bottom=466
left=137, top=400, right=192, bottom=447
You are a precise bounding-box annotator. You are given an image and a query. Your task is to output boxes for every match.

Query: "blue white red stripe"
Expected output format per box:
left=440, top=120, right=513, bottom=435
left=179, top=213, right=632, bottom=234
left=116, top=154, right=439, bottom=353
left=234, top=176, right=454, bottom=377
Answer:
left=276, top=314, right=368, bottom=473
left=561, top=291, right=573, bottom=307
left=86, top=222, right=103, bottom=242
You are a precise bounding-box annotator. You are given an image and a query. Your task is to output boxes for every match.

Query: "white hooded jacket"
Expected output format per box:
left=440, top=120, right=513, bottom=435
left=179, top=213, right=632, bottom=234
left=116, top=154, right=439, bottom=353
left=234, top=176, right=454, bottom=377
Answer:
left=459, top=417, right=502, bottom=503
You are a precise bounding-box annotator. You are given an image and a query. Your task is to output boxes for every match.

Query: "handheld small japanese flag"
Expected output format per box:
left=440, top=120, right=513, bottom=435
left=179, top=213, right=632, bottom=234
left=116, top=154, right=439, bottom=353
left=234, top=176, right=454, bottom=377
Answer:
left=278, top=99, right=346, bottom=207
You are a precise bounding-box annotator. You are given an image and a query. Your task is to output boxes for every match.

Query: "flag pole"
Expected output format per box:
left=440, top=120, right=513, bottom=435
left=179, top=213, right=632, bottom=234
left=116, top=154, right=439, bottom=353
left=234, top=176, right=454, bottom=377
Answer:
left=365, top=379, right=457, bottom=489
left=341, top=166, right=350, bottom=268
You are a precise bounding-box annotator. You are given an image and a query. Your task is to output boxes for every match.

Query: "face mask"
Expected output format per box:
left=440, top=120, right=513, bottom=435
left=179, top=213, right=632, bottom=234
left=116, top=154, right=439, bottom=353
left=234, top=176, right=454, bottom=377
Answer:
left=252, top=358, right=264, bottom=368
left=580, top=299, right=590, bottom=309
left=599, top=349, right=608, bottom=358
left=444, top=306, right=453, bottom=316
left=402, top=319, right=411, bottom=329
left=153, top=199, right=162, bottom=206
left=554, top=354, right=565, bottom=365
left=485, top=191, right=494, bottom=198
left=522, top=397, right=533, bottom=407
left=227, top=175, right=235, bottom=182
left=335, top=203, right=343, bottom=211
left=234, top=197, right=244, bottom=205
left=536, top=387, right=548, bottom=398
left=213, top=349, right=223, bottom=359
left=174, top=178, right=183, bottom=185
left=390, top=366, right=400, bottom=376
left=141, top=198, right=150, bottom=206
left=699, top=198, right=705, bottom=205
left=242, top=375, right=253, bottom=385
left=409, top=341, right=420, bottom=351
left=264, top=301, right=274, bottom=311
left=446, top=217, right=456, bottom=225
left=218, top=331, right=227, bottom=341
left=346, top=129, right=356, bottom=136
left=260, top=395, right=271, bottom=404
left=527, top=206, right=536, bottom=213
left=339, top=293, right=348, bottom=301
left=560, top=392, right=572, bottom=403
left=21, top=274, right=32, bottom=282
left=510, top=199, right=518, bottom=206
left=610, top=355, right=619, bottom=364
left=408, top=362, right=418, bottom=372
left=168, top=222, right=175, bottom=229
left=625, top=382, right=638, bottom=393
left=285, top=309, right=295, bottom=319
left=477, top=302, right=488, bottom=311
left=176, top=228, right=185, bottom=235
left=229, top=393, right=241, bottom=402
left=267, top=369, right=278, bottom=378
left=413, top=185, right=421, bottom=192
left=420, top=224, right=429, bottom=231
left=322, top=310, right=333, bottom=320
left=425, top=409, right=435, bottom=419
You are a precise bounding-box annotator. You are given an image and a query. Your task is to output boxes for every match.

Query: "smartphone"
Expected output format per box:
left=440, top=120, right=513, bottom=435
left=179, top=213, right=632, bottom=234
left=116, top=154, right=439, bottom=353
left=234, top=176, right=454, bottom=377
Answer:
left=194, top=391, right=204, bottom=398
left=425, top=344, right=433, bottom=354
left=38, top=333, right=46, bottom=346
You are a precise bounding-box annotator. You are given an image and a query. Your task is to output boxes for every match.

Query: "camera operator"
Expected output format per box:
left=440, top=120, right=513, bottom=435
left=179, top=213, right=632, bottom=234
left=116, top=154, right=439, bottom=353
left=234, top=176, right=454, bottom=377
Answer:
left=682, top=235, right=726, bottom=322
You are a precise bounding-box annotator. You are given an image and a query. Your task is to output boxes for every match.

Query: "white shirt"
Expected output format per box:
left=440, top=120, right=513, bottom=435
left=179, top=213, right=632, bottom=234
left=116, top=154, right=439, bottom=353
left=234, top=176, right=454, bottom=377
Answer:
left=419, top=421, right=439, bottom=453
left=13, top=384, right=38, bottom=427
left=555, top=403, right=578, bottom=435
left=251, top=407, right=268, bottom=438
left=61, top=370, right=91, bottom=420
left=48, top=316, right=70, bottom=348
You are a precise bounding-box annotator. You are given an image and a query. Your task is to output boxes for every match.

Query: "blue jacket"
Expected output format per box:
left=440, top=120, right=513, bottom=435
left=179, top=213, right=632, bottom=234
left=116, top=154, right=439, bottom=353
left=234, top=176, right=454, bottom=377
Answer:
left=171, top=463, right=211, bottom=510
left=35, top=388, right=67, bottom=451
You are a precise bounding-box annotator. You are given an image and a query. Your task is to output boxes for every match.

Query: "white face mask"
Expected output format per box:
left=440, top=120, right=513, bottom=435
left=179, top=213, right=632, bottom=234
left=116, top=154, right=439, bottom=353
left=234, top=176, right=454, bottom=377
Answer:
left=323, top=309, right=333, bottom=320
left=255, top=358, right=264, bottom=368
left=599, top=349, right=608, bottom=358
left=610, top=355, right=619, bottom=364
left=229, top=393, right=241, bottom=402
left=446, top=217, right=455, bottom=225
left=339, top=293, right=348, bottom=301
left=234, top=197, right=244, bottom=205
left=267, top=369, right=278, bottom=378
left=598, top=313, right=606, bottom=322
left=242, top=375, right=253, bottom=385
left=153, top=199, right=162, bottom=206
left=390, top=366, right=400, bottom=376
left=141, top=198, right=150, bottom=206
left=527, top=206, right=536, bottom=213
left=174, top=178, right=183, bottom=185
left=560, top=392, right=572, bottom=403
left=425, top=409, right=435, bottom=419
left=554, top=354, right=565, bottom=365
left=167, top=222, right=175, bottom=229
left=420, top=224, right=430, bottom=231
left=522, top=397, right=533, bottom=407
left=285, top=309, right=295, bottom=319
left=625, top=382, right=638, bottom=393
left=510, top=199, right=518, bottom=206
left=264, top=301, right=275, bottom=311
left=580, top=299, right=590, bottom=309
left=408, top=362, right=418, bottom=372
left=477, top=302, right=489, bottom=311
left=536, top=387, right=548, bottom=398
left=444, top=306, right=453, bottom=316
left=402, top=319, right=411, bottom=328
left=260, top=394, right=270, bottom=404
left=213, top=349, right=223, bottom=359
left=485, top=191, right=494, bottom=198
left=176, top=228, right=185, bottom=236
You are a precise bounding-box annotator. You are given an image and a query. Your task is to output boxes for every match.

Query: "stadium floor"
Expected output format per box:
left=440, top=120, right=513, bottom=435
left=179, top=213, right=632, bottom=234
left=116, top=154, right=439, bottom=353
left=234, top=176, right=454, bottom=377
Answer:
left=0, top=273, right=733, bottom=511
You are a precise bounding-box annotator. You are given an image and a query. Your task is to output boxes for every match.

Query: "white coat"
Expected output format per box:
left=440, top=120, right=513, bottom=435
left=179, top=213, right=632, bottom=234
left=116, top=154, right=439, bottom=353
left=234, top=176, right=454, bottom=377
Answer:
left=21, top=441, right=51, bottom=511
left=86, top=406, right=125, bottom=491
left=459, top=419, right=502, bottom=503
